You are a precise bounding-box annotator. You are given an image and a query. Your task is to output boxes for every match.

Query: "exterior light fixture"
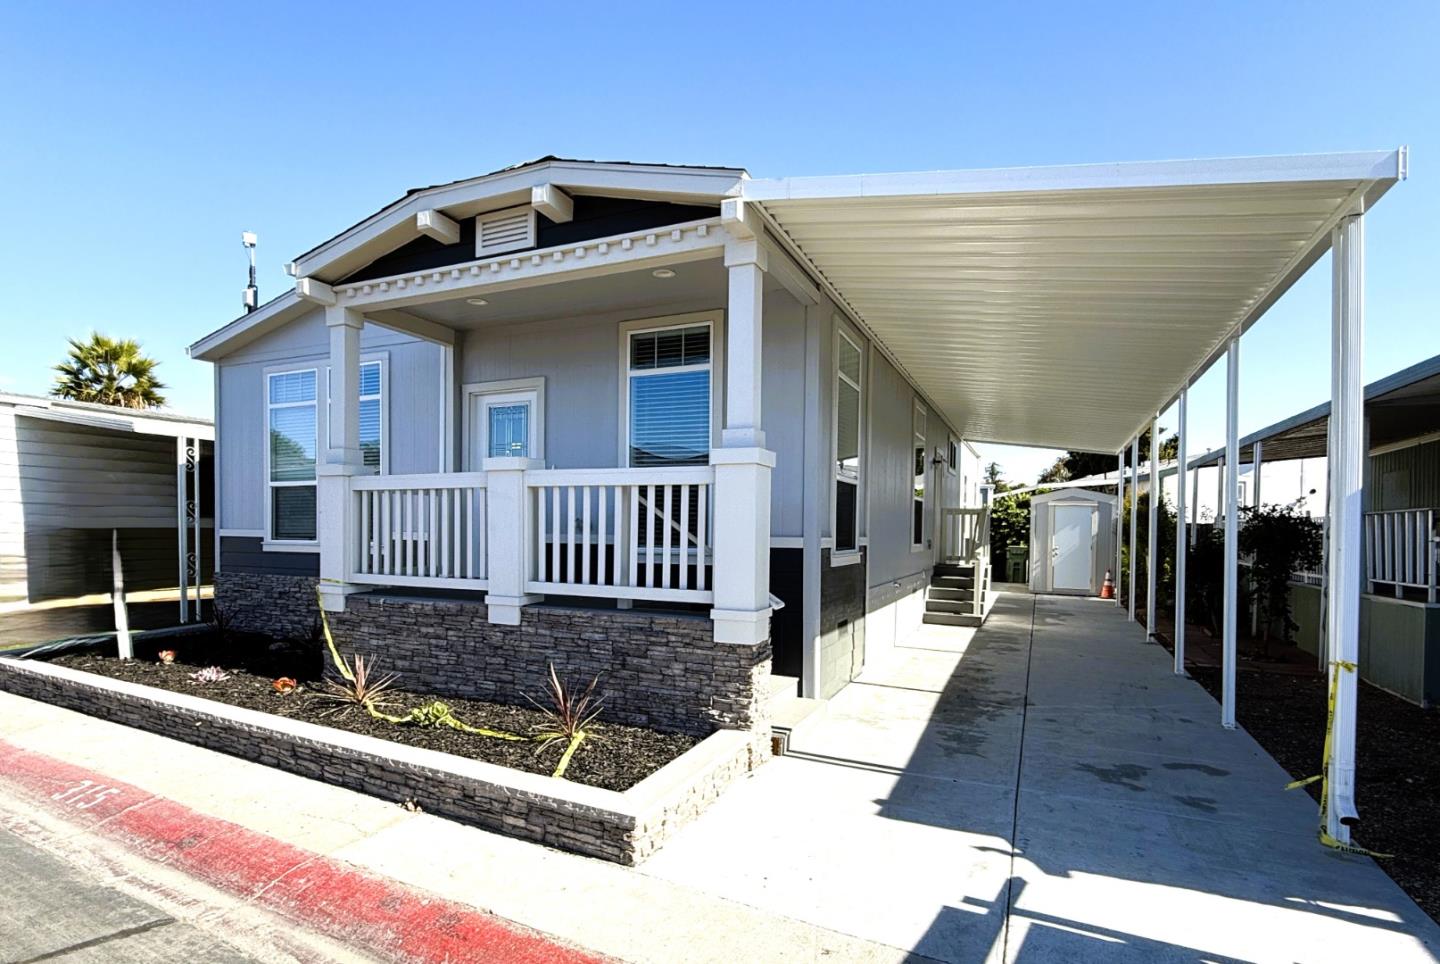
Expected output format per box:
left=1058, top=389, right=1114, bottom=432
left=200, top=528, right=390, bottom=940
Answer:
left=466, top=298, right=488, bottom=306
left=651, top=268, right=676, bottom=279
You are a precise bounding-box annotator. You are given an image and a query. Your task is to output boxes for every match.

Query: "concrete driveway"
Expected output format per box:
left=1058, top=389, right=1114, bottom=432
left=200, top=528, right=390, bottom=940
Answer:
left=640, top=589, right=1440, bottom=963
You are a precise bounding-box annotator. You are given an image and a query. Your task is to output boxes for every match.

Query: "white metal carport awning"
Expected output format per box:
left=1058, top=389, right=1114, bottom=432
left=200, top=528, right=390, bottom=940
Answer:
left=742, top=150, right=1406, bottom=453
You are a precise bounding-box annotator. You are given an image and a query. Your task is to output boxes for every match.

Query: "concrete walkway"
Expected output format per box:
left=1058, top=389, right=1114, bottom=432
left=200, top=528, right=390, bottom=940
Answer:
left=3, top=590, right=1437, bottom=962
left=641, top=589, right=1440, bottom=963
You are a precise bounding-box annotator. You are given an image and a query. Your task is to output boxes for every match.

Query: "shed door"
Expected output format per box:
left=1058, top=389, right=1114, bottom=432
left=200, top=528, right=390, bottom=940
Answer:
left=1050, top=504, right=1095, bottom=593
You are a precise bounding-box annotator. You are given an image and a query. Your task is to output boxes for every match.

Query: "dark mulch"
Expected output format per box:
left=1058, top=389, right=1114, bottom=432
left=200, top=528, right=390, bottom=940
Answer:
left=1189, top=665, right=1440, bottom=924
left=48, top=632, right=697, bottom=792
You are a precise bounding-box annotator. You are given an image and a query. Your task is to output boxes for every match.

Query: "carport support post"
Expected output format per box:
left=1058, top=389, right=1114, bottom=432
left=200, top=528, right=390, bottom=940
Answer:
left=1174, top=388, right=1188, bottom=675
left=1115, top=451, right=1124, bottom=606
left=1222, top=336, right=1240, bottom=729
left=1146, top=413, right=1159, bottom=640
left=1325, top=212, right=1365, bottom=843
left=1128, top=435, right=1138, bottom=623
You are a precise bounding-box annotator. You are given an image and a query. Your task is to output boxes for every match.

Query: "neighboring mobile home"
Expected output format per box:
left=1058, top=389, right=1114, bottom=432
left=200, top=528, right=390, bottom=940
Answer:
left=1190, top=353, right=1440, bottom=705
left=187, top=151, right=1406, bottom=755
left=0, top=393, right=212, bottom=646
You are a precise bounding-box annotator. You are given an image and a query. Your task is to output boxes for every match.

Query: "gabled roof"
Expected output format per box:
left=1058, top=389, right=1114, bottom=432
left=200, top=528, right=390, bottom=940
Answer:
left=290, top=156, right=746, bottom=284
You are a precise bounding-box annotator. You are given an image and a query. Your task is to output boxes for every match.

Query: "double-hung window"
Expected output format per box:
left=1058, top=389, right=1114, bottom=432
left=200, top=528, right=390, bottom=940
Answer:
left=625, top=320, right=714, bottom=467
left=267, top=369, right=318, bottom=542
left=834, top=330, right=863, bottom=554
left=912, top=400, right=927, bottom=549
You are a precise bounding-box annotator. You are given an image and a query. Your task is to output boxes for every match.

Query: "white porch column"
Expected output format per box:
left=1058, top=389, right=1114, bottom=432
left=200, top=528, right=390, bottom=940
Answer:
left=317, top=305, right=366, bottom=612
left=1128, top=435, right=1139, bottom=623
left=1115, top=451, right=1125, bottom=606
left=1146, top=413, right=1160, bottom=640
left=484, top=457, right=544, bottom=625
left=1325, top=212, right=1365, bottom=843
left=1221, top=336, right=1241, bottom=728
left=711, top=234, right=775, bottom=645
left=1174, top=387, right=1188, bottom=675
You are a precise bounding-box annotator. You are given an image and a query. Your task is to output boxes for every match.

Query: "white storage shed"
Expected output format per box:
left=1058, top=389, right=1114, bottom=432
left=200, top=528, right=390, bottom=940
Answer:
left=1028, top=488, right=1117, bottom=596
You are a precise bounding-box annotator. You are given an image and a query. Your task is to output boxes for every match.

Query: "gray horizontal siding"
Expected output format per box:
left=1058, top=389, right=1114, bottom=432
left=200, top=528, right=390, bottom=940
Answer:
left=220, top=536, right=319, bottom=577
left=9, top=416, right=187, bottom=529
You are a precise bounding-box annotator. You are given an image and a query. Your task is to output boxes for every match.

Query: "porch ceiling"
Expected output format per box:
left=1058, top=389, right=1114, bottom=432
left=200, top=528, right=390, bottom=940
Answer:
left=744, top=150, right=1407, bottom=454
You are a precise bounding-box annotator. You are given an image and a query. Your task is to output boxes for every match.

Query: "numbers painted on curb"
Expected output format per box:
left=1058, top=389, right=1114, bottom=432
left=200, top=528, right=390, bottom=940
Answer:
left=51, top=779, right=124, bottom=810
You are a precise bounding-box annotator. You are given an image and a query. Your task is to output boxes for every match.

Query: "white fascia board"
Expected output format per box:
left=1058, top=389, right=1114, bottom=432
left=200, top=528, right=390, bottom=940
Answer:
left=292, top=160, right=745, bottom=283
left=13, top=405, right=214, bottom=440
left=741, top=149, right=1406, bottom=202
left=188, top=290, right=308, bottom=361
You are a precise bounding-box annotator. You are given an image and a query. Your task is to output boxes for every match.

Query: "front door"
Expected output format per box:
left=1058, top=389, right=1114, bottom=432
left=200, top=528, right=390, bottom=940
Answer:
left=466, top=389, right=538, bottom=469
left=1050, top=504, right=1095, bottom=593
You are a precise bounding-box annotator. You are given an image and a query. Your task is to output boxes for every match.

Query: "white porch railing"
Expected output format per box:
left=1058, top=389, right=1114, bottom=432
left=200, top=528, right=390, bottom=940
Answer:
left=940, top=506, right=989, bottom=565
left=350, top=473, right=489, bottom=589
left=526, top=466, right=714, bottom=603
left=344, top=466, right=717, bottom=606
left=1365, top=508, right=1438, bottom=602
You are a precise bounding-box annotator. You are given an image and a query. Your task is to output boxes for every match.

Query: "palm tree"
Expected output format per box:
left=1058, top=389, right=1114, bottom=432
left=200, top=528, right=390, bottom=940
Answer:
left=52, top=333, right=166, bottom=409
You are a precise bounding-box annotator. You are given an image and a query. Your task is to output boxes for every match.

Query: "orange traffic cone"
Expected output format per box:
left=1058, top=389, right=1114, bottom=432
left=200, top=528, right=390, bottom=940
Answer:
left=1100, top=570, right=1115, bottom=599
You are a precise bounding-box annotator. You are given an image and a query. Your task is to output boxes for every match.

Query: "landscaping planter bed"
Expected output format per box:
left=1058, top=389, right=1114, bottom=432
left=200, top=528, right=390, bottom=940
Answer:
left=0, top=635, right=766, bottom=864
left=49, top=645, right=695, bottom=793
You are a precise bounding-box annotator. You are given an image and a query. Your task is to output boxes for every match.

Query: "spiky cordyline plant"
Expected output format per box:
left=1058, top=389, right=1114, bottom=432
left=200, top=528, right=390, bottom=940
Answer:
left=527, top=664, right=603, bottom=777
left=313, top=654, right=400, bottom=717
left=51, top=333, right=166, bottom=410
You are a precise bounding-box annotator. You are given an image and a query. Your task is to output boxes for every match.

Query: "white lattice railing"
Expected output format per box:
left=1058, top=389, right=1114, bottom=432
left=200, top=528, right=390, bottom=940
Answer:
left=525, top=466, right=714, bottom=603
left=1365, top=508, right=1438, bottom=602
left=349, top=473, right=489, bottom=589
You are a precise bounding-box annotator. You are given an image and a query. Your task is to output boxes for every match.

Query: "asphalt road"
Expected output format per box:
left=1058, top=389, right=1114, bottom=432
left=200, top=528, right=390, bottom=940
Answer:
left=0, top=828, right=256, bottom=964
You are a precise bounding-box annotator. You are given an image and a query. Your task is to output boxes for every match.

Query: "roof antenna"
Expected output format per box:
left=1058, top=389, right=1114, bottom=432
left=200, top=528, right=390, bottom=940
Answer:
left=241, top=231, right=259, bottom=313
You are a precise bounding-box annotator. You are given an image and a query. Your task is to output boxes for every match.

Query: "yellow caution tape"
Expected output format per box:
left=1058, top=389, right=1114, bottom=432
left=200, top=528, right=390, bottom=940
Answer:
left=1284, top=659, right=1393, bottom=859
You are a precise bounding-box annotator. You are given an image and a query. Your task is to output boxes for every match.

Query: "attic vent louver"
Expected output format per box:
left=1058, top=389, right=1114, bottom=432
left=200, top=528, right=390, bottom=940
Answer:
left=475, top=205, right=537, bottom=257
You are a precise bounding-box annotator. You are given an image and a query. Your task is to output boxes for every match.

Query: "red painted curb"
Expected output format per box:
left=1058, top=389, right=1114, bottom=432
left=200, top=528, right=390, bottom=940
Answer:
left=0, top=740, right=606, bottom=964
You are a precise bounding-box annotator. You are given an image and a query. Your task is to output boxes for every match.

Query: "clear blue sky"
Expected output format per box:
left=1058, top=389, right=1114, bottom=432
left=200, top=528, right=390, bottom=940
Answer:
left=3, top=1, right=1436, bottom=484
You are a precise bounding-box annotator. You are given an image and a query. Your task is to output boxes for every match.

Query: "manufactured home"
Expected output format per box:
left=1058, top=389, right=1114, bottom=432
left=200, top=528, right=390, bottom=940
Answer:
left=187, top=150, right=1406, bottom=782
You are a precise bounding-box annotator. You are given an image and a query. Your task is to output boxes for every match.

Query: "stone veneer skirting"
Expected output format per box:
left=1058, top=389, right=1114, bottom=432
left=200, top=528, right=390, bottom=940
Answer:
left=215, top=572, right=771, bottom=739
left=214, top=570, right=321, bottom=641
left=0, top=657, right=767, bottom=865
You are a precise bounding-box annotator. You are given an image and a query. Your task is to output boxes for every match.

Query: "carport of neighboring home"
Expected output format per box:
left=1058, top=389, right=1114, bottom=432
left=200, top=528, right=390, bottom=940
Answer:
left=742, top=148, right=1407, bottom=849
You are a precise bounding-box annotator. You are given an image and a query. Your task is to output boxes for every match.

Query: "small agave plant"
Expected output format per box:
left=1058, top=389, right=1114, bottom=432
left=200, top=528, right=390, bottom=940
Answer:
left=156, top=649, right=176, bottom=665
left=189, top=666, right=230, bottom=684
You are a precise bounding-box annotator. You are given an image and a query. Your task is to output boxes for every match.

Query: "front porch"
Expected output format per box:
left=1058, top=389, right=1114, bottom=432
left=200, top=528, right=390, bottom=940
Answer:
left=305, top=205, right=788, bottom=648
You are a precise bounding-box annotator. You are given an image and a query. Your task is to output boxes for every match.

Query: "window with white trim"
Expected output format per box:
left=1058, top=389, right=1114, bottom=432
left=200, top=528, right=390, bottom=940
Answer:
left=834, top=329, right=863, bottom=554
left=267, top=369, right=318, bottom=542
left=912, top=401, right=927, bottom=549
left=626, top=322, right=713, bottom=467
left=947, top=437, right=959, bottom=476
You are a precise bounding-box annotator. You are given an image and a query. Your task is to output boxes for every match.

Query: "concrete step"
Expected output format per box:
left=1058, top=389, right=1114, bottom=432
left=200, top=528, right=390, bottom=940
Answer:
left=925, top=599, right=978, bottom=615
left=768, top=674, right=800, bottom=700
left=933, top=564, right=975, bottom=578
left=931, top=575, right=976, bottom=590
left=927, top=586, right=975, bottom=602
left=770, top=694, right=828, bottom=755
left=923, top=611, right=983, bottom=628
